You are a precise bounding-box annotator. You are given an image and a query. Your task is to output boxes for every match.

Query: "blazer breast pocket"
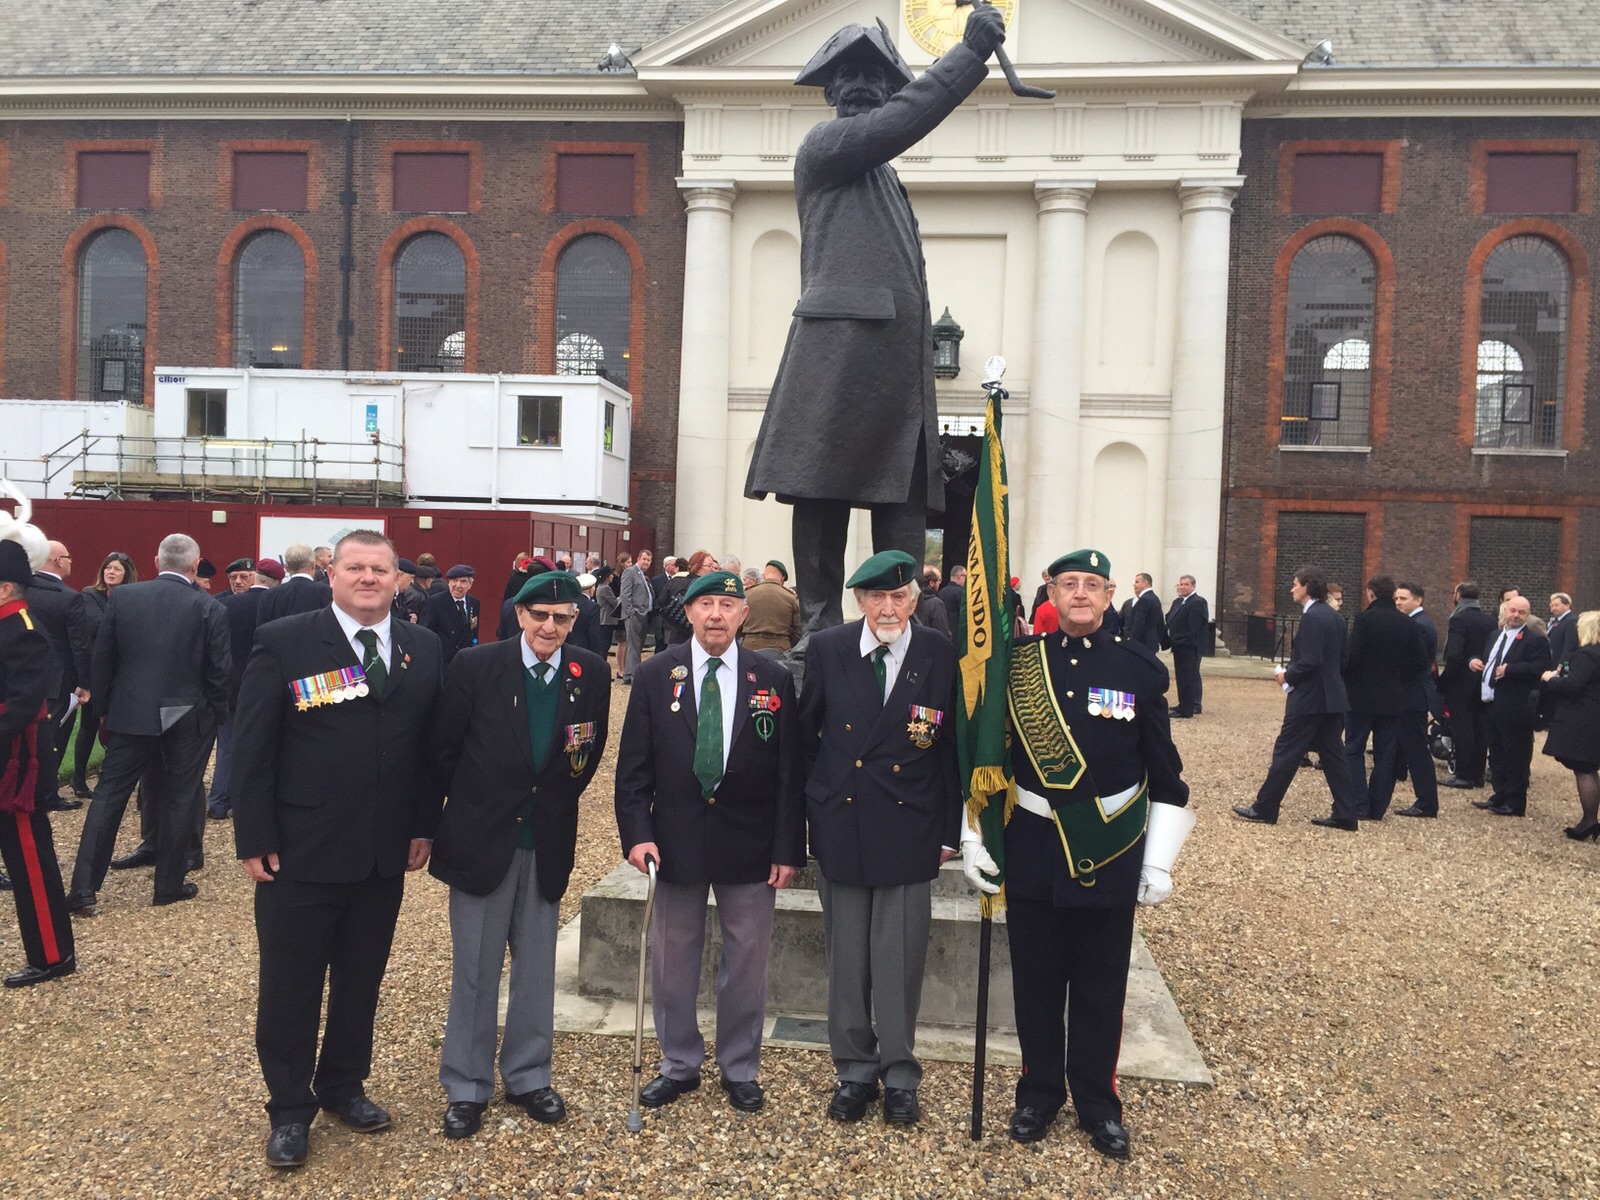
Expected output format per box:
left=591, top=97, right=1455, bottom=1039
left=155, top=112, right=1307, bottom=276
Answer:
left=792, top=285, right=896, bottom=321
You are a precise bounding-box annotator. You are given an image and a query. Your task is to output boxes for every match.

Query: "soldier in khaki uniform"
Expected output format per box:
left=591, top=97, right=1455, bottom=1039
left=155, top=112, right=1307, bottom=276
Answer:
left=741, top=561, right=802, bottom=653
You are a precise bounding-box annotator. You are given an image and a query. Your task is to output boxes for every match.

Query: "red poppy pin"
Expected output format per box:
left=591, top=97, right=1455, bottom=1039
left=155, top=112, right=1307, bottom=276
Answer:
left=766, top=693, right=781, bottom=712
left=569, top=661, right=582, bottom=678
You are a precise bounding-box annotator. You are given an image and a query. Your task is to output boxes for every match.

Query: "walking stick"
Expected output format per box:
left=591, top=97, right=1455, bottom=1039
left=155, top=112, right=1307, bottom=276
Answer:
left=957, top=0, right=1057, bottom=100
left=970, top=910, right=993, bottom=1140
left=626, top=855, right=658, bottom=1134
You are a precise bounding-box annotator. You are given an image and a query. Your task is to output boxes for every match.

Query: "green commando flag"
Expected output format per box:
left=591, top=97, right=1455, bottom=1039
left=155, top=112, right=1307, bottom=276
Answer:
left=955, top=391, right=1014, bottom=918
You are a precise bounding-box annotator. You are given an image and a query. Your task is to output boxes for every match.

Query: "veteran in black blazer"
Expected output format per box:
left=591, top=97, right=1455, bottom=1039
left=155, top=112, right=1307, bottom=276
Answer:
left=1438, top=584, right=1498, bottom=788
left=207, top=578, right=271, bottom=818
left=614, top=571, right=804, bottom=1114
left=255, top=557, right=332, bottom=627
left=1468, top=594, right=1551, bottom=816
left=69, top=538, right=231, bottom=910
left=230, top=532, right=445, bottom=1169
left=420, top=565, right=482, bottom=665
left=1236, top=565, right=1364, bottom=829
left=1547, top=597, right=1578, bottom=669
left=797, top=551, right=961, bottom=1126
left=1340, top=578, right=1429, bottom=815
left=1125, top=575, right=1167, bottom=654
left=1165, top=576, right=1209, bottom=717
left=427, top=572, right=610, bottom=1138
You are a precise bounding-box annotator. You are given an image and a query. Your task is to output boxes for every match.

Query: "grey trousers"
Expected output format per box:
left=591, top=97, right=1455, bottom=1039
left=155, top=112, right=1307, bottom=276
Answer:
left=439, top=848, right=561, bottom=1103
left=817, top=876, right=931, bottom=1091
left=623, top=614, right=649, bottom=679
left=651, top=879, right=775, bottom=1084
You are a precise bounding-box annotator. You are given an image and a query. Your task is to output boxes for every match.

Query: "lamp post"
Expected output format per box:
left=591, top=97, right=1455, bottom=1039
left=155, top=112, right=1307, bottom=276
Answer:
left=932, top=307, right=964, bottom=378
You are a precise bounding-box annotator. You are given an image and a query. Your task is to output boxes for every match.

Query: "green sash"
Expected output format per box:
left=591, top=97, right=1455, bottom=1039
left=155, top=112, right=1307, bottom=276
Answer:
left=1007, top=638, right=1149, bottom=886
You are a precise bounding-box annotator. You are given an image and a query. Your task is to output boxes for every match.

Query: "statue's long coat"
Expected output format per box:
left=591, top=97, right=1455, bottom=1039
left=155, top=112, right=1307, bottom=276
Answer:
left=744, top=44, right=989, bottom=514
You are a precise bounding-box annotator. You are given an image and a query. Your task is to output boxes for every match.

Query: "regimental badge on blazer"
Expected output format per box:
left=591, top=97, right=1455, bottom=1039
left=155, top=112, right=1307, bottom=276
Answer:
left=907, top=704, right=943, bottom=749
left=749, top=688, right=781, bottom=742
left=565, top=721, right=597, bottom=776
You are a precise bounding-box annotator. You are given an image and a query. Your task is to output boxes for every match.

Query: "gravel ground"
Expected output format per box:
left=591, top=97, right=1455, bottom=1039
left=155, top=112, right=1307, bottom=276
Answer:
left=3, top=672, right=1598, bottom=1198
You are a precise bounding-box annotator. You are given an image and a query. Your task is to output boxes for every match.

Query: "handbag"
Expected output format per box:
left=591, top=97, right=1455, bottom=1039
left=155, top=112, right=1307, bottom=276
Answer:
left=660, top=589, right=692, bottom=634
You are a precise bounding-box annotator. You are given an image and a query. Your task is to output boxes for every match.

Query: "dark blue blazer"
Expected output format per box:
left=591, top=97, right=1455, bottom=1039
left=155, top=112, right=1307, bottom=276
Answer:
left=798, top=620, right=962, bottom=887
left=420, top=589, right=481, bottom=664
left=1283, top=600, right=1350, bottom=717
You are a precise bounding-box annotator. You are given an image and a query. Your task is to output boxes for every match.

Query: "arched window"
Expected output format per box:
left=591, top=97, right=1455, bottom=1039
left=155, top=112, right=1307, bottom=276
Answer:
left=1475, top=236, right=1568, bottom=449
left=1281, top=235, right=1375, bottom=447
left=233, top=230, right=305, bottom=369
left=555, top=234, right=630, bottom=385
left=78, top=227, right=147, bottom=403
left=393, top=232, right=466, bottom=371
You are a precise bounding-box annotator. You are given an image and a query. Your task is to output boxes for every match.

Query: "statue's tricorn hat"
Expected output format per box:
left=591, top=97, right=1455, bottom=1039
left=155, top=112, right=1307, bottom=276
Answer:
left=795, top=19, right=916, bottom=91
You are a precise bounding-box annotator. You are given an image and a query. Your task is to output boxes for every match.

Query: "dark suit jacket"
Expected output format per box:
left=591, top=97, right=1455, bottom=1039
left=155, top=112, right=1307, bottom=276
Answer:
left=1344, top=598, right=1427, bottom=716
left=25, top=572, right=83, bottom=699
left=614, top=641, right=805, bottom=886
left=231, top=608, right=445, bottom=883
left=216, top=586, right=270, bottom=705
left=938, top=583, right=964, bottom=626
left=257, top=575, right=332, bottom=626
left=1543, top=645, right=1600, bottom=762
left=798, top=621, right=962, bottom=887
left=1439, top=603, right=1497, bottom=701
left=1166, top=592, right=1209, bottom=648
left=1283, top=600, right=1350, bottom=716
left=1127, top=588, right=1167, bottom=652
left=569, top=594, right=605, bottom=656
left=1483, top=625, right=1552, bottom=727
left=71, top=587, right=109, bottom=683
left=91, top=574, right=231, bottom=736
left=1548, top=611, right=1579, bottom=668
left=420, top=589, right=481, bottom=664
left=429, top=639, right=610, bottom=900
left=1410, top=610, right=1441, bottom=715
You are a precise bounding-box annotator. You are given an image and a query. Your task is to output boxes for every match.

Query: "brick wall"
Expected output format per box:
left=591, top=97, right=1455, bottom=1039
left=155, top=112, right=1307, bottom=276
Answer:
left=1224, top=115, right=1600, bottom=616
left=0, top=117, right=687, bottom=544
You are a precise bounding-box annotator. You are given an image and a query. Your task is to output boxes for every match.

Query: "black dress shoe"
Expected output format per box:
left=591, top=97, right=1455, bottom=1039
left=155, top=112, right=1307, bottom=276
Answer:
left=506, top=1086, right=566, bottom=1124
left=1440, top=777, right=1480, bottom=789
left=1232, top=805, right=1276, bottom=825
left=1008, top=1106, right=1055, bottom=1144
left=207, top=803, right=231, bottom=821
left=720, top=1078, right=765, bottom=1113
left=1395, top=805, right=1436, bottom=818
left=1310, top=816, right=1359, bottom=831
left=110, top=848, right=156, bottom=870
left=323, top=1094, right=392, bottom=1132
left=1471, top=798, right=1499, bottom=810
left=265, top=1122, right=309, bottom=1168
left=44, top=794, right=83, bottom=812
left=1488, top=804, right=1524, bottom=816
left=66, top=893, right=98, bottom=916
left=152, top=882, right=200, bottom=906
left=639, top=1074, right=699, bottom=1109
left=442, top=1101, right=485, bottom=1140
left=1079, top=1117, right=1131, bottom=1159
left=1358, top=813, right=1384, bottom=822
left=827, top=1080, right=880, bottom=1122
left=1167, top=708, right=1192, bottom=718
left=4, top=954, right=76, bottom=988
left=71, top=779, right=93, bottom=799
left=883, top=1088, right=920, bottom=1126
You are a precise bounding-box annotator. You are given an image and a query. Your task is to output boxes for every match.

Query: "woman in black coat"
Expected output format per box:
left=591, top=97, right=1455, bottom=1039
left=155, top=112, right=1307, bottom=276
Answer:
left=69, top=552, right=137, bottom=796
left=1541, top=610, right=1600, bottom=840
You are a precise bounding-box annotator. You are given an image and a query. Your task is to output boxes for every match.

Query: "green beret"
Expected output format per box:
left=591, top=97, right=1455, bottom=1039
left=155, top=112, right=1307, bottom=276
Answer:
left=684, top=570, right=745, bottom=604
left=765, top=559, right=789, bottom=581
left=514, top=570, right=581, bottom=606
left=1046, top=549, right=1111, bottom=580
left=846, top=550, right=919, bottom=591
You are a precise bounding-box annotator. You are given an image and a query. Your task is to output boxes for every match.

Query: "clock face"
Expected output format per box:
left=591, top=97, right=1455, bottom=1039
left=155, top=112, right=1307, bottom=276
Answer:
left=903, top=0, right=1016, bottom=57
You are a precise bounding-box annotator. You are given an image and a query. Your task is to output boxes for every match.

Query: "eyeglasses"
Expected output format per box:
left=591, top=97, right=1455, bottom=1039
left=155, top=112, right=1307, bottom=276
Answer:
left=525, top=609, right=576, bottom=627
left=1053, top=578, right=1106, bottom=595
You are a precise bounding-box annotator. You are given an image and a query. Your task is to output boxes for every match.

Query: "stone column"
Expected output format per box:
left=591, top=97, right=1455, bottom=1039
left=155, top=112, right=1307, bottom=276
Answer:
left=1163, top=178, right=1241, bottom=600
left=1022, top=181, right=1094, bottom=581
left=672, top=180, right=737, bottom=554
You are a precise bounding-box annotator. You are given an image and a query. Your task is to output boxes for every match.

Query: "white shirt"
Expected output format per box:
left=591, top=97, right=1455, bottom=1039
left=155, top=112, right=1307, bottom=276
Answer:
left=519, top=636, right=563, bottom=681
left=159, top=571, right=192, bottom=585
left=333, top=604, right=392, bottom=670
left=1301, top=598, right=1315, bottom=614
left=858, top=618, right=912, bottom=699
left=690, top=639, right=737, bottom=772
left=1480, top=626, right=1519, bottom=703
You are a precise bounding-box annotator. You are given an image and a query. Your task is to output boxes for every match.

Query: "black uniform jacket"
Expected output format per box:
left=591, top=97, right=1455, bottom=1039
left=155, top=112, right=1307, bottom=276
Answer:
left=91, top=575, right=231, bottom=736
left=231, top=608, right=446, bottom=883
left=216, top=586, right=269, bottom=706
left=0, top=602, right=51, bottom=805
left=1481, top=625, right=1552, bottom=727
left=614, top=641, right=804, bottom=887
left=1344, top=598, right=1427, bottom=716
left=429, top=639, right=610, bottom=901
left=1166, top=591, right=1209, bottom=647
left=25, top=572, right=82, bottom=699
left=421, top=589, right=481, bottom=664
left=1005, top=628, right=1188, bottom=910
left=1126, top=589, right=1167, bottom=652
left=798, top=620, right=962, bottom=888
left=256, top=575, right=332, bottom=626
left=1438, top=603, right=1497, bottom=702
left=1283, top=601, right=1350, bottom=716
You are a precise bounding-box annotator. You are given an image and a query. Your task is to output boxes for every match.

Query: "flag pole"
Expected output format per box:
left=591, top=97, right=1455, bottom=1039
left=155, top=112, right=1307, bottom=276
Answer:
left=971, top=904, right=992, bottom=1140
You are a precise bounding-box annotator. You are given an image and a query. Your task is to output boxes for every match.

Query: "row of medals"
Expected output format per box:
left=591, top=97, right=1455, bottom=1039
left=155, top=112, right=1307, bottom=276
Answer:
left=1086, top=694, right=1134, bottom=721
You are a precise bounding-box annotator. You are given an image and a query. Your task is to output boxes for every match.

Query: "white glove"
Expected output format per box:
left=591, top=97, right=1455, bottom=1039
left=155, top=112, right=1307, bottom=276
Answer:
left=1136, top=803, right=1196, bottom=907
left=962, top=840, right=1001, bottom=895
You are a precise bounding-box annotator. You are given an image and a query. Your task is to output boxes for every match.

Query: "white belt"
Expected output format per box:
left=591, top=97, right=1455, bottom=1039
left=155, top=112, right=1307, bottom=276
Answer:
left=1016, top=781, right=1141, bottom=821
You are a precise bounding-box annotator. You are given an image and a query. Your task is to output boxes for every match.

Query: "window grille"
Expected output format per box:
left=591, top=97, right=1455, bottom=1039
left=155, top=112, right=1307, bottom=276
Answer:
left=1281, top=236, right=1375, bottom=447
left=1468, top=517, right=1561, bottom=605
left=518, top=395, right=562, bottom=446
left=393, top=233, right=467, bottom=372
left=233, top=230, right=305, bottom=369
left=1475, top=236, right=1567, bottom=449
left=1274, top=512, right=1366, bottom=613
left=77, top=227, right=146, bottom=403
left=555, top=235, right=630, bottom=385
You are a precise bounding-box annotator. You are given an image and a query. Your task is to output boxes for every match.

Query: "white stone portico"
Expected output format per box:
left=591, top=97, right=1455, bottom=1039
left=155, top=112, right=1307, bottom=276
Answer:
left=639, top=0, right=1300, bottom=597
